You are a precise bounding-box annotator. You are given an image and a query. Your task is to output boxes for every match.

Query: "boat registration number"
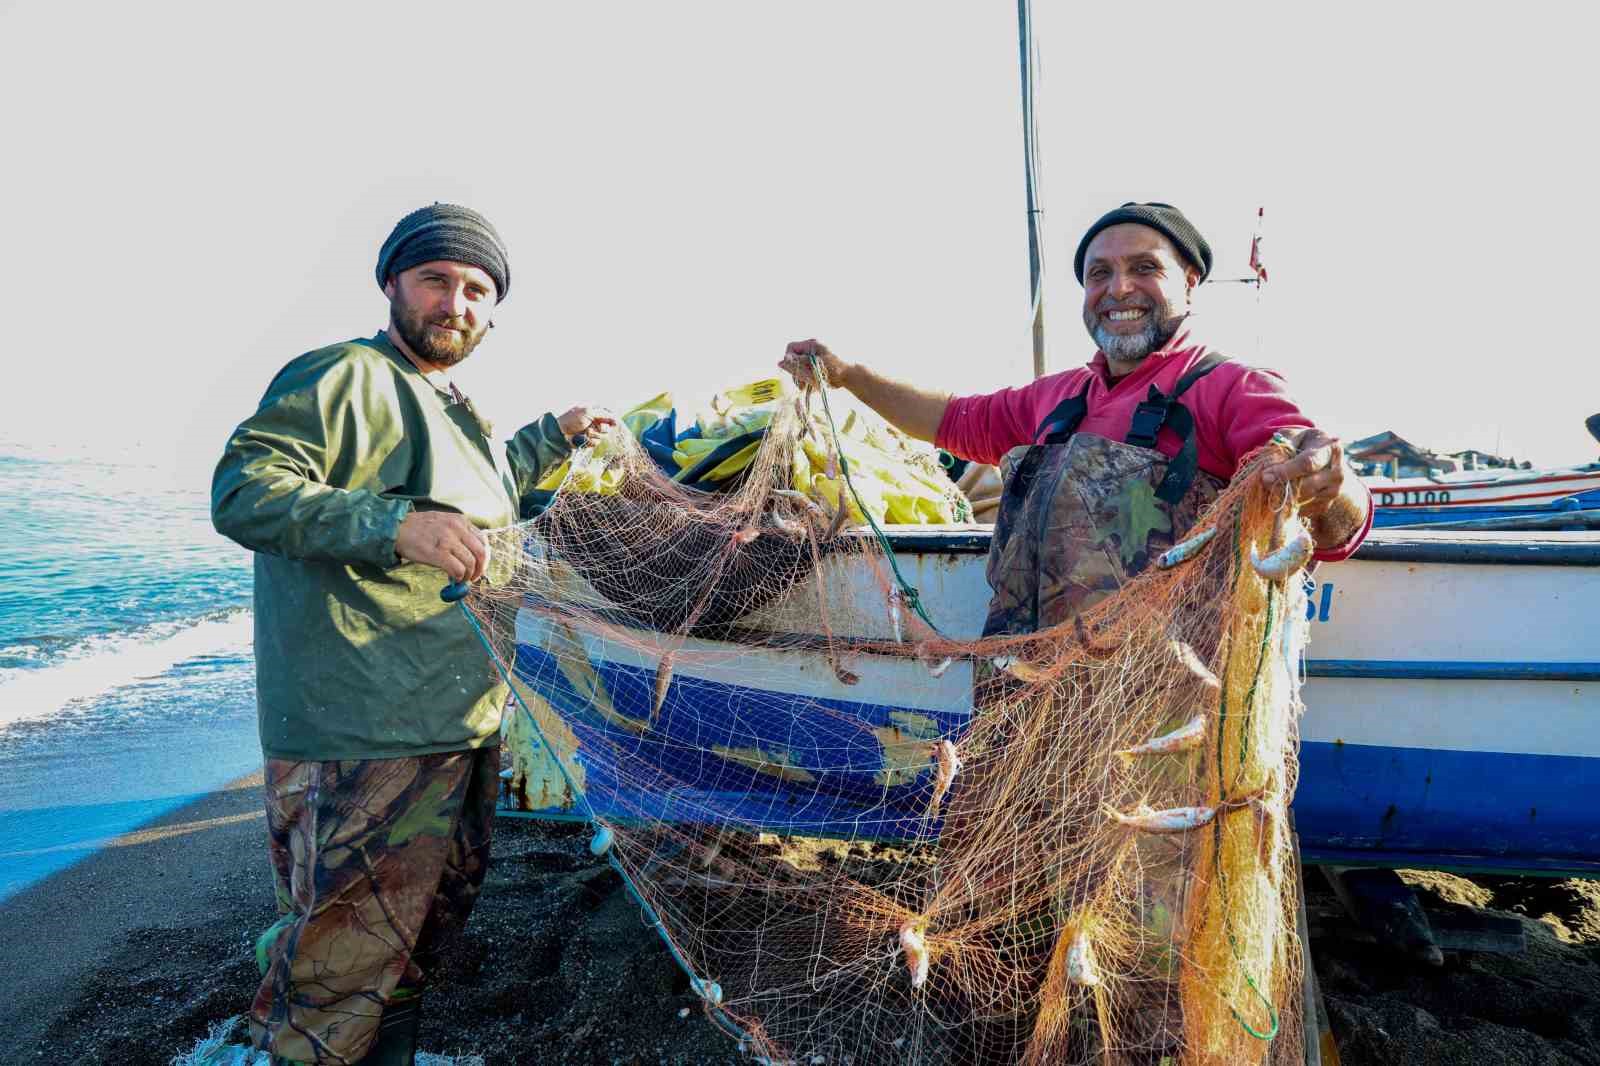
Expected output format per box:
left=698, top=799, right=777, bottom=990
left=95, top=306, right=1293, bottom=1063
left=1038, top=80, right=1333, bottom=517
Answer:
left=1375, top=490, right=1452, bottom=507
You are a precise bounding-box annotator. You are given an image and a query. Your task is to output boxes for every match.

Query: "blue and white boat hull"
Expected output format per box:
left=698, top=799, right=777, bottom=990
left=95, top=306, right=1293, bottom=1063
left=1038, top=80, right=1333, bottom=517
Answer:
left=503, top=528, right=1600, bottom=877
left=1294, top=531, right=1600, bottom=873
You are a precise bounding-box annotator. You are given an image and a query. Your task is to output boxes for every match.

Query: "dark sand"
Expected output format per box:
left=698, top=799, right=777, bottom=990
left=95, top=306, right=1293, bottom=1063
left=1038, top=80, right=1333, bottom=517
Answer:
left=4, top=781, right=1598, bottom=1064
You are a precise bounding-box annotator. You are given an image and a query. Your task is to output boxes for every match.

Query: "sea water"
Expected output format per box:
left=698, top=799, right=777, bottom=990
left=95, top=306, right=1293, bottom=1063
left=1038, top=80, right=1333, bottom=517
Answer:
left=0, top=446, right=259, bottom=900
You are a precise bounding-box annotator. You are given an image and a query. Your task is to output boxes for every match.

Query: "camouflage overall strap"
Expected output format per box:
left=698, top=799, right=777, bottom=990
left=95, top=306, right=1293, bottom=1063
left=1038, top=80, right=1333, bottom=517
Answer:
left=1033, top=378, right=1094, bottom=445
left=1124, top=351, right=1229, bottom=504
left=1002, top=377, right=1096, bottom=507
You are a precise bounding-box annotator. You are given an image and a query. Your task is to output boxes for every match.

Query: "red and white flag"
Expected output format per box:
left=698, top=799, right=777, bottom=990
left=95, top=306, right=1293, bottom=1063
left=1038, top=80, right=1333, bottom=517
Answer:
left=1248, top=206, right=1268, bottom=284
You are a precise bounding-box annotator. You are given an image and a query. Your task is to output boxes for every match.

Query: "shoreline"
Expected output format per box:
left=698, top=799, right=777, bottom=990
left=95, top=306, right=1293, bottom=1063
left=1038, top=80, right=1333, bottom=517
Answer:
left=0, top=771, right=272, bottom=1055
left=4, top=779, right=1597, bottom=1064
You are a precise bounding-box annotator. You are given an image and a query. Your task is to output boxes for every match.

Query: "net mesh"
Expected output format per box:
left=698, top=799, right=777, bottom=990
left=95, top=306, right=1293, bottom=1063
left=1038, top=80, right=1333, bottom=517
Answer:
left=463, top=381, right=1308, bottom=1065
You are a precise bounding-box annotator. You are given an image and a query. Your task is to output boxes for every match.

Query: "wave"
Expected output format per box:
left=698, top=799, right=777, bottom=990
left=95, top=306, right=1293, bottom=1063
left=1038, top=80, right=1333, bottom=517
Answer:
left=0, top=609, right=253, bottom=727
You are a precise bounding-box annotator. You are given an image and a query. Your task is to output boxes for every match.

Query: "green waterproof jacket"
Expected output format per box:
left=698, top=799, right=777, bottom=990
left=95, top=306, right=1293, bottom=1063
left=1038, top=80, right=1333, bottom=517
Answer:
left=212, top=331, right=571, bottom=760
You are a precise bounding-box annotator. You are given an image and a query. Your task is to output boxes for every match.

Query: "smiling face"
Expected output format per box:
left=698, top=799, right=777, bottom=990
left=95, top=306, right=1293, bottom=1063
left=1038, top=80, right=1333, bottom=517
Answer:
left=1079, top=223, right=1199, bottom=373
left=383, top=260, right=497, bottom=372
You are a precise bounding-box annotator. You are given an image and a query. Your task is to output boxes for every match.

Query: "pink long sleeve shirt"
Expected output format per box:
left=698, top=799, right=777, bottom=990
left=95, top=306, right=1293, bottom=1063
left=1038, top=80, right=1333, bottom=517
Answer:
left=935, top=334, right=1370, bottom=561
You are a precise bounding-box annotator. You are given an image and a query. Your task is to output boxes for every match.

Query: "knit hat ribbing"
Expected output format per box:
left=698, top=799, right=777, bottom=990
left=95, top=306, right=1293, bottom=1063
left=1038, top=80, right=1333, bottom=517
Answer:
left=1074, top=202, right=1212, bottom=283
left=376, top=203, right=511, bottom=303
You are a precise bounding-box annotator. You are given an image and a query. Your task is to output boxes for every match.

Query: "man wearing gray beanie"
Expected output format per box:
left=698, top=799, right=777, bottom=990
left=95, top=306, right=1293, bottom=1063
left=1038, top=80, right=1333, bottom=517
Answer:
left=780, top=202, right=1369, bottom=563
left=211, top=204, right=613, bottom=1065
left=780, top=200, right=1369, bottom=562
left=779, top=210, right=1370, bottom=1056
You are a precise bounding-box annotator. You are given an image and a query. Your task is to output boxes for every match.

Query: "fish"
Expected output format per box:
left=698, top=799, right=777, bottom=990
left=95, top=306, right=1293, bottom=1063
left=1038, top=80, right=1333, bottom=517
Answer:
left=833, top=664, right=860, bottom=686
left=928, top=740, right=962, bottom=816
left=772, top=487, right=826, bottom=517
left=914, top=642, right=956, bottom=678
left=1105, top=803, right=1218, bottom=833
left=899, top=922, right=929, bottom=989
left=1066, top=928, right=1100, bottom=987
left=823, top=499, right=849, bottom=540
left=1169, top=639, right=1221, bottom=691
left=1074, top=615, right=1120, bottom=659
left=1114, top=714, right=1208, bottom=763
left=1156, top=526, right=1217, bottom=569
left=1250, top=526, right=1314, bottom=580
left=652, top=652, right=675, bottom=723
left=732, top=526, right=761, bottom=546
left=888, top=588, right=904, bottom=644
left=991, top=655, right=1048, bottom=683
left=766, top=508, right=806, bottom=537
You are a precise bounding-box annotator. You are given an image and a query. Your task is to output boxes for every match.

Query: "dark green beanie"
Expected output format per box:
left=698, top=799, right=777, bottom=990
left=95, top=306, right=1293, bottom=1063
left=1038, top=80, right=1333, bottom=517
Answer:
left=376, top=203, right=511, bottom=302
left=1074, top=202, right=1212, bottom=283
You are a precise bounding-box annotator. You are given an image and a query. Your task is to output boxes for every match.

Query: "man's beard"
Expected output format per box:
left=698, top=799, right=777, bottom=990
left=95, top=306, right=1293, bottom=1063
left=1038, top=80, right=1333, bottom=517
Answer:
left=1084, top=298, right=1186, bottom=363
left=391, top=300, right=487, bottom=369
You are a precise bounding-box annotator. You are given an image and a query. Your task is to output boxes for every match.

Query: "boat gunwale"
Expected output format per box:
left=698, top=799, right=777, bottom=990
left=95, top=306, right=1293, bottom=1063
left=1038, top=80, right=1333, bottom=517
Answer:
left=1362, top=465, right=1600, bottom=492
left=871, top=526, right=1600, bottom=566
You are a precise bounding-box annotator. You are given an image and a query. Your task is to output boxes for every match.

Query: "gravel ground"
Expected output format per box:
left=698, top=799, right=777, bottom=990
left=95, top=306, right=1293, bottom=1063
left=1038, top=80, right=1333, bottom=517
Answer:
left=4, top=782, right=1598, bottom=1065
left=1306, top=870, right=1600, bottom=1065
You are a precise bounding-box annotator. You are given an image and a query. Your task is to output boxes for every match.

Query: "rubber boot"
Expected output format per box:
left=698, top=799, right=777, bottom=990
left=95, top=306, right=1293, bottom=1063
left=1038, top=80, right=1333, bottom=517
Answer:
left=359, top=995, right=422, bottom=1066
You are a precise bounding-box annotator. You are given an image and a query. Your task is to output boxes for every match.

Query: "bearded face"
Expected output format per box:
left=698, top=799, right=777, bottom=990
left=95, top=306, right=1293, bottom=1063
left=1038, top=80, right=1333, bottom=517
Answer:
left=390, top=290, right=489, bottom=369
left=384, top=261, right=497, bottom=370
left=1078, top=224, right=1197, bottom=368
left=1082, top=291, right=1188, bottom=363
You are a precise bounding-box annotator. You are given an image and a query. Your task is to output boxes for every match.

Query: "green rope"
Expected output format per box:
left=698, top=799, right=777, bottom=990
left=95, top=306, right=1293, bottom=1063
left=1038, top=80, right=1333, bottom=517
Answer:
left=1227, top=964, right=1282, bottom=1041
left=807, top=355, right=940, bottom=634
left=1233, top=584, right=1279, bottom=793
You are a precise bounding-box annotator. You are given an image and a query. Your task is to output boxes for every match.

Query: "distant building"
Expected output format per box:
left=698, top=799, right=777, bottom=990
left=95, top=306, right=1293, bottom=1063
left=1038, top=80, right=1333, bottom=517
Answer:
left=1347, top=431, right=1452, bottom=478
left=1347, top=432, right=1523, bottom=478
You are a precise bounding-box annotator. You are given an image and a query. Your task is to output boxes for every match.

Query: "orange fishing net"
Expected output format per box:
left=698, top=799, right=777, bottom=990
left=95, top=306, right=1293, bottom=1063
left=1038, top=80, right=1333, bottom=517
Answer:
left=462, top=381, right=1308, bottom=1065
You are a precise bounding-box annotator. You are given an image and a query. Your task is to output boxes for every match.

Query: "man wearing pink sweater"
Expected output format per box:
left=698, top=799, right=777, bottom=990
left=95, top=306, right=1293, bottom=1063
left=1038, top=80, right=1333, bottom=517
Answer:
left=782, top=201, right=1371, bottom=1058
left=781, top=201, right=1370, bottom=637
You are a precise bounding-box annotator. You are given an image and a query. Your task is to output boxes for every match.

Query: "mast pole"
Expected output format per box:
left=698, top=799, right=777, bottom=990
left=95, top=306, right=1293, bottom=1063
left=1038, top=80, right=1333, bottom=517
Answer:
left=1018, top=0, right=1046, bottom=379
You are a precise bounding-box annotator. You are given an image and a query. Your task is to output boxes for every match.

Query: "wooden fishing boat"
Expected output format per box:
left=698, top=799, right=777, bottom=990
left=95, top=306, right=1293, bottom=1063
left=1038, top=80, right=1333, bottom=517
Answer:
left=502, top=526, right=1600, bottom=878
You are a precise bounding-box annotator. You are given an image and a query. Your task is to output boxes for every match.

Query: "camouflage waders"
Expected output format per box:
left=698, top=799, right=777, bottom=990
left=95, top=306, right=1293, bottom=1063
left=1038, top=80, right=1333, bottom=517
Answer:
left=975, top=355, right=1229, bottom=1059
left=249, top=747, right=499, bottom=1064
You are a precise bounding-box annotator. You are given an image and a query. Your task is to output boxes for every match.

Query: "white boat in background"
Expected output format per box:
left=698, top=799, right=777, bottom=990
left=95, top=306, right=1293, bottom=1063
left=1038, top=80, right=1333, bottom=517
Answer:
left=1365, top=464, right=1600, bottom=528
left=504, top=526, right=1600, bottom=878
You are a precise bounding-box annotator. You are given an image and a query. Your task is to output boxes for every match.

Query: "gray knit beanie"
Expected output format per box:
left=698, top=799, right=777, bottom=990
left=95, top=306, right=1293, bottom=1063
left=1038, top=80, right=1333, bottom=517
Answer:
left=1074, top=202, right=1212, bottom=283
left=376, top=203, right=511, bottom=302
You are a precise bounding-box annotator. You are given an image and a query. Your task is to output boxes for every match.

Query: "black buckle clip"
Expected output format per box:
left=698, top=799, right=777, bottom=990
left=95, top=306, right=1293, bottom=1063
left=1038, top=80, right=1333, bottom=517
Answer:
left=1125, top=401, right=1167, bottom=448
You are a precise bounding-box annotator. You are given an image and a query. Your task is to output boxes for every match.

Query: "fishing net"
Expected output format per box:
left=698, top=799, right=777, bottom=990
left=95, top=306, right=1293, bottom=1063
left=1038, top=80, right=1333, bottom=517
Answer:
left=460, top=377, right=1309, bottom=1065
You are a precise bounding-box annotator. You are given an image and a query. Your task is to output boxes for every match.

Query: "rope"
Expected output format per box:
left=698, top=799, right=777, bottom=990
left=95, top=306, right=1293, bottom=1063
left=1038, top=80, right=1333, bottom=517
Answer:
left=807, top=354, right=941, bottom=634
left=1209, top=505, right=1281, bottom=1043
left=450, top=598, right=759, bottom=1045
left=445, top=451, right=760, bottom=1046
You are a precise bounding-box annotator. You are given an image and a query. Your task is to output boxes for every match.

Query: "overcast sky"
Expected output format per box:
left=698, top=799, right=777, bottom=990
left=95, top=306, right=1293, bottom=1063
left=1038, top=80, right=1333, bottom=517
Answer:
left=3, top=1, right=1595, bottom=482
